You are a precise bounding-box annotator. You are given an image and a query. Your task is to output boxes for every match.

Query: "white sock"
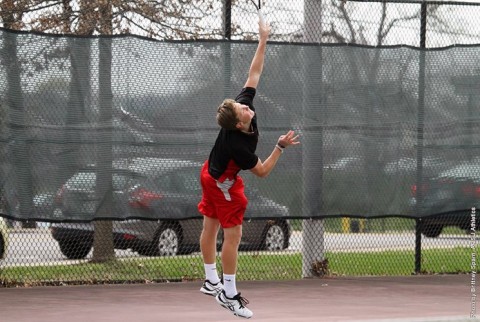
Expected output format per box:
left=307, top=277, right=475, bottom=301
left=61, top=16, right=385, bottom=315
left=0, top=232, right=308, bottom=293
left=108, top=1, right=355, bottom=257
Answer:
left=204, top=263, right=220, bottom=284
left=223, top=274, right=237, bottom=298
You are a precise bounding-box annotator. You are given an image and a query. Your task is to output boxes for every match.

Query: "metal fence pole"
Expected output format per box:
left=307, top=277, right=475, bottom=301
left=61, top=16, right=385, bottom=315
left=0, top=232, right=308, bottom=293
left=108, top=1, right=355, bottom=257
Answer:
left=301, top=0, right=325, bottom=278
left=224, top=0, right=231, bottom=40
left=414, top=0, right=428, bottom=274
left=223, top=0, right=232, bottom=99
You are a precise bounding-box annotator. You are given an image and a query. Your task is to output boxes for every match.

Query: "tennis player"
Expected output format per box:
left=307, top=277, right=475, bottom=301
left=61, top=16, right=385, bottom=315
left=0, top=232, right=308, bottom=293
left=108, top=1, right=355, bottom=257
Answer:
left=198, top=20, right=299, bottom=319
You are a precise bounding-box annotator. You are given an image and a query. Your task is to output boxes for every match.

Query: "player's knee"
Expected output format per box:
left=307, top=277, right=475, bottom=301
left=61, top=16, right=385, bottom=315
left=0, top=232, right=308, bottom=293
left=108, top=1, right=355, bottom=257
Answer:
left=224, top=227, right=242, bottom=245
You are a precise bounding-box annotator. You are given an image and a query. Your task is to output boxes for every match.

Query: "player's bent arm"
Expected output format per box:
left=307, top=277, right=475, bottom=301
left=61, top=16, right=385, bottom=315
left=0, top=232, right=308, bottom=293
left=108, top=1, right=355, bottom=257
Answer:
left=249, top=147, right=282, bottom=178
left=250, top=130, right=300, bottom=178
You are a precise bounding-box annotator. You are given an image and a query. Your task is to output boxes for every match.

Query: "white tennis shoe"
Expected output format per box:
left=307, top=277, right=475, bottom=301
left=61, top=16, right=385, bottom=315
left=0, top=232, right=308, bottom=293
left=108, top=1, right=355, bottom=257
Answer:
left=215, top=290, right=253, bottom=319
left=200, top=280, right=223, bottom=297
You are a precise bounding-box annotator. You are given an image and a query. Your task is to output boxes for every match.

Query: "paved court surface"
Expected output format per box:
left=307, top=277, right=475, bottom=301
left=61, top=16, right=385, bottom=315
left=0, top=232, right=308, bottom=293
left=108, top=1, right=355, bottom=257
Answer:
left=0, top=274, right=477, bottom=322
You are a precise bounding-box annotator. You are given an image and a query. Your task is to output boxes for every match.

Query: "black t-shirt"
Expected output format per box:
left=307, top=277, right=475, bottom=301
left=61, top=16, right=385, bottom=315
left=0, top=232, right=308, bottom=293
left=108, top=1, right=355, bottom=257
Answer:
left=208, top=87, right=259, bottom=182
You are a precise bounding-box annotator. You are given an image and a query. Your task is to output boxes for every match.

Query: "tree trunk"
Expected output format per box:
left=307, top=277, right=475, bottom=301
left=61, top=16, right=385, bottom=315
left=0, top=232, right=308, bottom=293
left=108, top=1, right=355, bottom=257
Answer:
left=60, top=37, right=91, bottom=189
left=1, top=1, right=35, bottom=228
left=92, top=3, right=115, bottom=263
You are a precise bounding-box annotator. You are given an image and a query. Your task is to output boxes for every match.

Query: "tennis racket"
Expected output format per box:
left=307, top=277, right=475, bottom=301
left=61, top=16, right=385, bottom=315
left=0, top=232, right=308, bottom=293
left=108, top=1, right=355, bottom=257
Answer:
left=249, top=0, right=265, bottom=24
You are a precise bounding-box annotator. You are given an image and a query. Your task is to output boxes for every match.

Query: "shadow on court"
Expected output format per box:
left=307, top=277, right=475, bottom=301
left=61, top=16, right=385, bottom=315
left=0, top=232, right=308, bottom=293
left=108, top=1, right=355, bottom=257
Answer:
left=0, top=274, right=476, bottom=322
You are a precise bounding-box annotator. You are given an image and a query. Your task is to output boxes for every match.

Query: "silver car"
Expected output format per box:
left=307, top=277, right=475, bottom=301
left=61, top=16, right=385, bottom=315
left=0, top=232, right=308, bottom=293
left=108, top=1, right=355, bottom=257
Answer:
left=51, top=158, right=291, bottom=259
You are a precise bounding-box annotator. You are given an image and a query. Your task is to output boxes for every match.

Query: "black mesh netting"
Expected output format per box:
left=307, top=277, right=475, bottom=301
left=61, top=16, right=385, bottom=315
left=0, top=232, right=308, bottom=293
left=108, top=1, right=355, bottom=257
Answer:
left=1, top=29, right=479, bottom=225
left=1, top=1, right=480, bottom=283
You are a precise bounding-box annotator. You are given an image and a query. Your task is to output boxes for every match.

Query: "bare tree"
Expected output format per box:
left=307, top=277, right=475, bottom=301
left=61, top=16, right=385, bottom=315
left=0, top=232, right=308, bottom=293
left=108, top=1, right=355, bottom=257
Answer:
left=0, top=0, right=225, bottom=262
left=6, top=0, right=221, bottom=39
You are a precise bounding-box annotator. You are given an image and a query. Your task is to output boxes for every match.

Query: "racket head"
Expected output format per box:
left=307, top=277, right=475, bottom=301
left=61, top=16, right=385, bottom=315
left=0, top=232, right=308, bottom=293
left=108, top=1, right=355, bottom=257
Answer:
left=249, top=0, right=259, bottom=10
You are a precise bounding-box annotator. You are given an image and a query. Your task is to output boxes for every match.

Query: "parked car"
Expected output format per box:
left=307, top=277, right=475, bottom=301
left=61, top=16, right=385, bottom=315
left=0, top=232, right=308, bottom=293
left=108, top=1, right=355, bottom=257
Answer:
left=50, top=158, right=291, bottom=259
left=384, top=157, right=447, bottom=177
left=0, top=217, right=8, bottom=259
left=0, top=190, right=54, bottom=228
left=410, top=162, right=480, bottom=237
left=324, top=157, right=362, bottom=171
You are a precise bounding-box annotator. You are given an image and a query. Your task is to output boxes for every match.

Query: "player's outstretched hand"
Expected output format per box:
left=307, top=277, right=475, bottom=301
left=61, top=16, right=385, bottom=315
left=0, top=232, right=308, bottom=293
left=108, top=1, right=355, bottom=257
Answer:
left=277, top=130, right=300, bottom=149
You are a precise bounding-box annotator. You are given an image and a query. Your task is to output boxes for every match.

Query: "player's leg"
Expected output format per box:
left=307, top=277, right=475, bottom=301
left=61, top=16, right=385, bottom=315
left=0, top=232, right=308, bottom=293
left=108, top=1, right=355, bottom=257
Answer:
left=218, top=176, right=247, bottom=294
left=215, top=177, right=253, bottom=319
left=216, top=225, right=253, bottom=319
left=221, top=224, right=242, bottom=294
left=201, top=215, right=220, bottom=266
left=198, top=161, right=223, bottom=296
left=199, top=216, right=223, bottom=296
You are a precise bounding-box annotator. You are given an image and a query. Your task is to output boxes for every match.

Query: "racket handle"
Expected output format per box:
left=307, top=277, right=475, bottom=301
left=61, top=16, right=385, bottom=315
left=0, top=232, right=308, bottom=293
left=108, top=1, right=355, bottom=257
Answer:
left=258, top=9, right=265, bottom=24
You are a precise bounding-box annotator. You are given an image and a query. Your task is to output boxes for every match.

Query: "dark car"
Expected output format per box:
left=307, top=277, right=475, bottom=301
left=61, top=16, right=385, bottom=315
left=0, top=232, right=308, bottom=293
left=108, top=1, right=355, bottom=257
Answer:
left=50, top=158, right=291, bottom=259
left=410, top=162, right=480, bottom=237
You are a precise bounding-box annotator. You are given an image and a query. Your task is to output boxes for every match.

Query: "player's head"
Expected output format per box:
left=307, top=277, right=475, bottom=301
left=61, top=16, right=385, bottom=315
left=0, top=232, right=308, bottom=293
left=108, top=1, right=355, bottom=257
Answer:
left=216, top=99, right=254, bottom=130
left=217, top=99, right=238, bottom=130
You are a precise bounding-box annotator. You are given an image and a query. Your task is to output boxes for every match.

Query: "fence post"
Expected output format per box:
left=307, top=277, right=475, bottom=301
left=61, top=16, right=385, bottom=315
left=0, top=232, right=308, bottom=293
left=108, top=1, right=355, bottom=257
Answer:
left=222, top=0, right=232, bottom=99
left=414, top=0, right=428, bottom=274
left=301, top=0, right=325, bottom=278
left=224, top=0, right=231, bottom=40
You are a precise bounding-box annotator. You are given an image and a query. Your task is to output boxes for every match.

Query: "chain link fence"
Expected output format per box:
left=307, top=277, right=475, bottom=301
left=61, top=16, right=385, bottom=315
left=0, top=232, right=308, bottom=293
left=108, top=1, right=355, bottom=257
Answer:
left=0, top=0, right=479, bottom=286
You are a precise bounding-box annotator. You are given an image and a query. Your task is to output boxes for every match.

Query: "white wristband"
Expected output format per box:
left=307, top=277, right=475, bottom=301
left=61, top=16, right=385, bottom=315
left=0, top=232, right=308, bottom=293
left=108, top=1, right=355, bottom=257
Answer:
left=275, top=144, right=284, bottom=153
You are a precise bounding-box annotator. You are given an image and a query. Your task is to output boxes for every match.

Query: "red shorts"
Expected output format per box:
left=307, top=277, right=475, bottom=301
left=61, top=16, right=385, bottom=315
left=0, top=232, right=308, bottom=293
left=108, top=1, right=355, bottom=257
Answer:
left=197, top=161, right=248, bottom=228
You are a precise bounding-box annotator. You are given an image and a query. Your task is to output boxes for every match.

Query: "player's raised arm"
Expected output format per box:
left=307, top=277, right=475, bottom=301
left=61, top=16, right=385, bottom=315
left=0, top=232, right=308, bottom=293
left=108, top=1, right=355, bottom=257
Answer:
left=244, top=21, right=271, bottom=89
